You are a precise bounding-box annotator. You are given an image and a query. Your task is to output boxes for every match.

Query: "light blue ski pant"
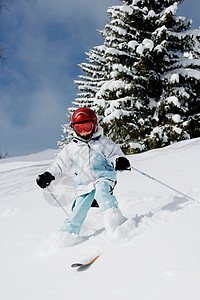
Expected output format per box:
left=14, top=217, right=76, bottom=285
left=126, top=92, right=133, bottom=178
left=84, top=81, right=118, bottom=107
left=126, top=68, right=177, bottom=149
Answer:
left=60, top=181, right=118, bottom=234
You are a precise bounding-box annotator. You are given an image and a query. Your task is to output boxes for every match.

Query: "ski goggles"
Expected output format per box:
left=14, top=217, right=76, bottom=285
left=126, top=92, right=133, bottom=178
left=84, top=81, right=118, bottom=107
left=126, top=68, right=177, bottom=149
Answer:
left=73, top=121, right=94, bottom=135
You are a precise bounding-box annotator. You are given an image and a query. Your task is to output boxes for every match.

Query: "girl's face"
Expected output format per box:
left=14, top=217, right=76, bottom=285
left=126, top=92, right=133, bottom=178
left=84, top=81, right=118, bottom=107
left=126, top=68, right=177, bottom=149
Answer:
left=73, top=121, right=95, bottom=139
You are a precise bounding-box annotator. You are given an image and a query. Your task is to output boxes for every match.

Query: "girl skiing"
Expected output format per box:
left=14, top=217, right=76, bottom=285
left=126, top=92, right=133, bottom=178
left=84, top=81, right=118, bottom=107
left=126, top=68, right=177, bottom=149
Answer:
left=36, top=107, right=131, bottom=241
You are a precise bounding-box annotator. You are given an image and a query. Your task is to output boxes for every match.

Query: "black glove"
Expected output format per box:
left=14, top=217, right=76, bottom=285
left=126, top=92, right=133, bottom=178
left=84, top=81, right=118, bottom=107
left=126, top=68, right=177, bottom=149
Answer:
left=115, top=157, right=131, bottom=171
left=36, top=171, right=55, bottom=189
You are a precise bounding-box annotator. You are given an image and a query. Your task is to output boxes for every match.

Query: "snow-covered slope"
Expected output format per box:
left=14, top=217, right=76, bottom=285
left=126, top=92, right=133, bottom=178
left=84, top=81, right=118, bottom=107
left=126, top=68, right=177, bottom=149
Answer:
left=0, top=139, right=200, bottom=300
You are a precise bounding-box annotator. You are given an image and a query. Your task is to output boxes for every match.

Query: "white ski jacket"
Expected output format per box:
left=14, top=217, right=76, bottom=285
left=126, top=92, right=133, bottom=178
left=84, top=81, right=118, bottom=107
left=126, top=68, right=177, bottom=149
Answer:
left=47, top=127, right=125, bottom=196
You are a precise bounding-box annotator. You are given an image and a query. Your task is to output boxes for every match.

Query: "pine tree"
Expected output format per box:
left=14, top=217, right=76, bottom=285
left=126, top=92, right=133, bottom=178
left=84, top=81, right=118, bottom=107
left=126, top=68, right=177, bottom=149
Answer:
left=60, top=0, right=200, bottom=153
left=73, top=45, right=108, bottom=121
left=59, top=45, right=108, bottom=147
left=145, top=0, right=200, bottom=149
left=97, top=0, right=200, bottom=153
left=97, top=1, right=152, bottom=152
left=0, top=150, right=8, bottom=159
left=4, top=150, right=8, bottom=159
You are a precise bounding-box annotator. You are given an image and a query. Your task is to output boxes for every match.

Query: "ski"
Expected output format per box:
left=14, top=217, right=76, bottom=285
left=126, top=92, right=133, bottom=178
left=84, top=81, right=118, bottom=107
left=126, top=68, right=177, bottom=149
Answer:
left=71, top=254, right=100, bottom=269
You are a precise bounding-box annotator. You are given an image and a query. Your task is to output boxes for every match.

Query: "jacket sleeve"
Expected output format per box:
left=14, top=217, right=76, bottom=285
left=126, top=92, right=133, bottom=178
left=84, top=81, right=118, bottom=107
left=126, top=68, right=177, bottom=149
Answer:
left=46, top=146, right=73, bottom=178
left=101, top=136, right=125, bottom=168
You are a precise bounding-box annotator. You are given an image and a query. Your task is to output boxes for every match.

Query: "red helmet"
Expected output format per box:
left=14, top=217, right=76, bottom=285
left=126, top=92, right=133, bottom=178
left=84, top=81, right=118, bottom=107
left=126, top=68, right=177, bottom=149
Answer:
left=71, top=107, right=97, bottom=126
left=71, top=107, right=98, bottom=138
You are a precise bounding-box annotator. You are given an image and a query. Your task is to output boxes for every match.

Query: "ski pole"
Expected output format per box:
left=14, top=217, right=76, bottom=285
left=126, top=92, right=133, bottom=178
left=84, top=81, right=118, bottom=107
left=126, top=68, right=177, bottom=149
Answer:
left=46, top=187, right=69, bottom=217
left=131, top=166, right=196, bottom=202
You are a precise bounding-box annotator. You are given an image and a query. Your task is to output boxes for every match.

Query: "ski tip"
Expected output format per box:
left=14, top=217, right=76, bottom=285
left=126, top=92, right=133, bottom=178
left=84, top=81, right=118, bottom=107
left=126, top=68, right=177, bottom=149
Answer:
left=71, top=263, right=83, bottom=268
left=71, top=255, right=100, bottom=269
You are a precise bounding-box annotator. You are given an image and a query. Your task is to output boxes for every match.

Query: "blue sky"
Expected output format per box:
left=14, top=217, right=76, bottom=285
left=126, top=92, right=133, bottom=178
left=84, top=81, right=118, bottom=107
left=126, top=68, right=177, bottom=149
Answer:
left=0, top=0, right=199, bottom=157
